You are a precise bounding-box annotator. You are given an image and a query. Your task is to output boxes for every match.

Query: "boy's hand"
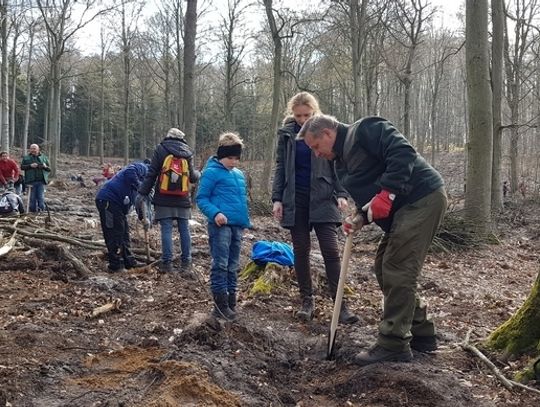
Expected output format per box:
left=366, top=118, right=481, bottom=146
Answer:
left=214, top=213, right=228, bottom=226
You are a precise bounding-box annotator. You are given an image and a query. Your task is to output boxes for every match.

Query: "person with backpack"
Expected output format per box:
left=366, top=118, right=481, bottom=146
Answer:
left=0, top=187, right=25, bottom=217
left=0, top=151, right=21, bottom=190
left=138, top=128, right=200, bottom=277
left=271, top=92, right=359, bottom=325
left=20, top=144, right=50, bottom=212
left=96, top=162, right=148, bottom=273
left=196, top=132, right=251, bottom=320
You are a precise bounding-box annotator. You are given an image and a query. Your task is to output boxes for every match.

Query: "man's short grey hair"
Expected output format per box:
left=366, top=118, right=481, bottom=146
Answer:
left=167, top=127, right=185, bottom=139
left=296, top=114, right=339, bottom=140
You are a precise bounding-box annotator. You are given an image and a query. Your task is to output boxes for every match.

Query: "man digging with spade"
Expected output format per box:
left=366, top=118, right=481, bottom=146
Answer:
left=298, top=115, right=447, bottom=366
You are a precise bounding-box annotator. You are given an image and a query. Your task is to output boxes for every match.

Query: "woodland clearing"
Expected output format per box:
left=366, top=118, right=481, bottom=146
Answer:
left=0, top=152, right=539, bottom=407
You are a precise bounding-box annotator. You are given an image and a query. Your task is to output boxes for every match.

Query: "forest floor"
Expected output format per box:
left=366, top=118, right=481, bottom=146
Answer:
left=0, top=152, right=539, bottom=407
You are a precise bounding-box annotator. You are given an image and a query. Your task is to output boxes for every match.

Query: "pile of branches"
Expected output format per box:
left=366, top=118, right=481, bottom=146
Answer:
left=0, top=214, right=158, bottom=279
left=431, top=210, right=491, bottom=253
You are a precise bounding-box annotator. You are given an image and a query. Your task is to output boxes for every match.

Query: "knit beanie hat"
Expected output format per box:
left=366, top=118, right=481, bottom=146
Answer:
left=217, top=144, right=242, bottom=159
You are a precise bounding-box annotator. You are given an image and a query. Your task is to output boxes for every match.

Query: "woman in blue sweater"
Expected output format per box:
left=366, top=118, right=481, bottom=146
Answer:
left=196, top=133, right=250, bottom=320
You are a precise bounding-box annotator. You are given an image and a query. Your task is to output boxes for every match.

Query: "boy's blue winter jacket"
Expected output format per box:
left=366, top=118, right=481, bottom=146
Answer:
left=96, top=162, right=148, bottom=212
left=196, top=156, right=250, bottom=228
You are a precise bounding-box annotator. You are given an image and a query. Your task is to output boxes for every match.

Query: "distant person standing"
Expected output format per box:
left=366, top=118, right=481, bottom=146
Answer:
left=20, top=144, right=51, bottom=212
left=0, top=151, right=21, bottom=190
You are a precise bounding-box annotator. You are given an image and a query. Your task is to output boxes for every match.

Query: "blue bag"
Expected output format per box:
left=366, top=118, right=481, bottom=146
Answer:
left=251, top=240, right=294, bottom=267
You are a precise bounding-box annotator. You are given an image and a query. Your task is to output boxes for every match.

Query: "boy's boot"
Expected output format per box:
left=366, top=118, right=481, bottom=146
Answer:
left=228, top=292, right=237, bottom=314
left=179, top=261, right=196, bottom=280
left=212, top=293, right=236, bottom=320
left=296, top=296, right=314, bottom=321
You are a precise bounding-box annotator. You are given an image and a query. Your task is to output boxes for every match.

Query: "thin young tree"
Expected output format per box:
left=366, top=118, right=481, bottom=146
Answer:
left=183, top=0, right=197, bottom=149
left=36, top=0, right=111, bottom=177
left=219, top=0, right=252, bottom=130
left=503, top=0, right=539, bottom=195
left=380, top=0, right=434, bottom=140
left=0, top=0, right=8, bottom=152
left=261, top=0, right=283, bottom=194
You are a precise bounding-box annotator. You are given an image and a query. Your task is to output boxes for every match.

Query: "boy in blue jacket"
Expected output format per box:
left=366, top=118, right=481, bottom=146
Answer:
left=196, top=133, right=250, bottom=320
left=96, top=162, right=148, bottom=272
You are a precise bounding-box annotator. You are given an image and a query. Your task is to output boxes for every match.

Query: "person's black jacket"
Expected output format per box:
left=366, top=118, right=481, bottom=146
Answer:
left=138, top=136, right=200, bottom=207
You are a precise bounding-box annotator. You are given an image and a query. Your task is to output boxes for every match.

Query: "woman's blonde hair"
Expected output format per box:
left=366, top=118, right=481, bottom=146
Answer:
left=218, top=132, right=244, bottom=147
left=285, top=92, right=321, bottom=117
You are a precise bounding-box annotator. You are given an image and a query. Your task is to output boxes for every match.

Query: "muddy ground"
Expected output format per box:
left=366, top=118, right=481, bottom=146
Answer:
left=0, top=153, right=539, bottom=407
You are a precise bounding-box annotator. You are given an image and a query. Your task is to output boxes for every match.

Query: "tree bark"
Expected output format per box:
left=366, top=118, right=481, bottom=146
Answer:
left=491, top=0, right=504, bottom=211
left=183, top=0, right=198, bottom=150
left=262, top=0, right=282, bottom=195
left=465, top=0, right=493, bottom=234
left=22, top=23, right=35, bottom=153
left=488, top=271, right=540, bottom=357
left=0, top=0, right=9, bottom=152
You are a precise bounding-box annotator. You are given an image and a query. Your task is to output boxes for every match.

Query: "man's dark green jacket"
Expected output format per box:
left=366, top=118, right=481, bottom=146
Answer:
left=333, top=117, right=444, bottom=231
left=20, top=153, right=51, bottom=184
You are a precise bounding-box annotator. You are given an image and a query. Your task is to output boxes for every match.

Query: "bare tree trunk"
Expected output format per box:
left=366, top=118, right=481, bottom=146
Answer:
left=174, top=0, right=184, bottom=127
left=465, top=0, right=493, bottom=234
left=0, top=0, right=8, bottom=152
left=121, top=2, right=130, bottom=165
left=99, top=27, right=105, bottom=164
left=183, top=0, right=197, bottom=149
left=22, top=23, right=35, bottom=153
left=349, top=0, right=367, bottom=118
left=262, top=0, right=282, bottom=195
left=49, top=63, right=61, bottom=178
left=491, top=0, right=504, bottom=211
left=9, top=24, right=20, bottom=149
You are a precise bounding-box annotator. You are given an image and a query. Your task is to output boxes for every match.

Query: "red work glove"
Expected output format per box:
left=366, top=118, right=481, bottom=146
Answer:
left=361, top=190, right=395, bottom=222
left=343, top=209, right=364, bottom=235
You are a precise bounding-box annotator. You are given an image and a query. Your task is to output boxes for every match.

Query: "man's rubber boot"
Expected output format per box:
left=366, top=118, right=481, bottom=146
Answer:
left=353, top=344, right=413, bottom=366
left=212, top=293, right=236, bottom=321
left=410, top=335, right=438, bottom=352
left=296, top=296, right=314, bottom=321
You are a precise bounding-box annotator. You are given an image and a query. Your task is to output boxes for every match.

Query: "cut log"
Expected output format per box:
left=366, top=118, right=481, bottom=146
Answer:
left=90, top=299, right=121, bottom=318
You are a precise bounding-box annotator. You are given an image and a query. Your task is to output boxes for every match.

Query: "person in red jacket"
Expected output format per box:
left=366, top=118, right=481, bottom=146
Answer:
left=0, top=151, right=20, bottom=188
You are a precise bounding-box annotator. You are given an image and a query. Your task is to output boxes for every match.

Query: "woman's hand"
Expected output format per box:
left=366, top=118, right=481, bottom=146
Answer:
left=272, top=201, right=283, bottom=221
left=337, top=197, right=349, bottom=212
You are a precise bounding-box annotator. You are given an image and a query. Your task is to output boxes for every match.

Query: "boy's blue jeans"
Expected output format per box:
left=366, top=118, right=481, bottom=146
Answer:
left=208, top=223, right=243, bottom=295
left=159, top=217, right=191, bottom=264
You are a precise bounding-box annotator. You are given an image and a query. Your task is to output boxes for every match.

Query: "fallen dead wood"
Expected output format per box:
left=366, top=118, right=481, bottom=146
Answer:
left=58, top=245, right=91, bottom=279
left=1, top=224, right=104, bottom=249
left=23, top=237, right=91, bottom=279
left=89, top=299, right=121, bottom=318
left=461, top=329, right=540, bottom=395
left=0, top=219, right=21, bottom=257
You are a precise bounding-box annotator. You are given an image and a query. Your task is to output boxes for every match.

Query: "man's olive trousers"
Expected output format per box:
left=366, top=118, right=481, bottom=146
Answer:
left=374, top=187, right=447, bottom=351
